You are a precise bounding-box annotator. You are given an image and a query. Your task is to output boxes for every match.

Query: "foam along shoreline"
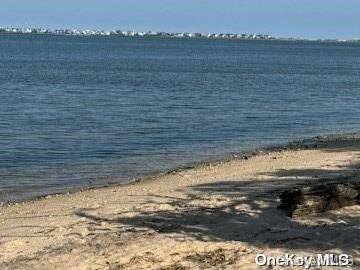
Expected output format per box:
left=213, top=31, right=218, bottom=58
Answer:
left=0, top=133, right=359, bottom=269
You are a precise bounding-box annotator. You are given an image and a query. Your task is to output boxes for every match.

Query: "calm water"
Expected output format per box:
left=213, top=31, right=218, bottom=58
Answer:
left=1, top=34, right=360, bottom=201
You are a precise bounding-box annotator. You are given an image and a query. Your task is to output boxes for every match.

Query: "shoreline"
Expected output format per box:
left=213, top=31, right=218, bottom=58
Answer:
left=2, top=33, right=360, bottom=44
left=0, top=133, right=359, bottom=269
left=2, top=132, right=360, bottom=206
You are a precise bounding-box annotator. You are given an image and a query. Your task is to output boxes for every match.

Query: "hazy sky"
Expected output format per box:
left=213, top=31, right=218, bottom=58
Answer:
left=1, top=0, right=359, bottom=39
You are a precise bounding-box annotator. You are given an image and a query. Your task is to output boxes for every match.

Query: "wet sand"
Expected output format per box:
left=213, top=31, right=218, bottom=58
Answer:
left=0, top=135, right=359, bottom=269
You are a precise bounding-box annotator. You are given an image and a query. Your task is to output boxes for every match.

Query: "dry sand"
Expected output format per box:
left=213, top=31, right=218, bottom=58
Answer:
left=0, top=137, right=359, bottom=269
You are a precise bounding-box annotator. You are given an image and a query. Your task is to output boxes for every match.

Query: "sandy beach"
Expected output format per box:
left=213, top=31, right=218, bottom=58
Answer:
left=0, top=135, right=359, bottom=269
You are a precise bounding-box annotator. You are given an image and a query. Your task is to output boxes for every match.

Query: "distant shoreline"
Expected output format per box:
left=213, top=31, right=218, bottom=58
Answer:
left=1, top=31, right=360, bottom=44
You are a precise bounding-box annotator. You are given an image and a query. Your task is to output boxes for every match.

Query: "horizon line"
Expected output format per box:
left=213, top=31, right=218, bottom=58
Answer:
left=1, top=25, right=360, bottom=41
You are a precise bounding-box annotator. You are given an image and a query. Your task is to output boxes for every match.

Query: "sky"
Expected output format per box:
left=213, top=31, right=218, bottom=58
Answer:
left=1, top=0, right=360, bottom=39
